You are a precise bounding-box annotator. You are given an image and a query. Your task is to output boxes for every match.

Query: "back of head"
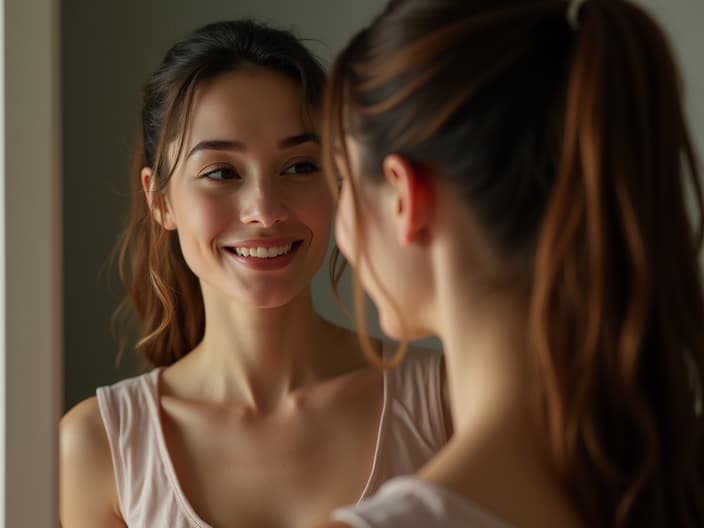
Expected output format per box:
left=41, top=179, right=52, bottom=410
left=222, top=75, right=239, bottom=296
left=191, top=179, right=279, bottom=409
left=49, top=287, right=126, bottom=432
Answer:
left=323, top=1, right=704, bottom=526
left=117, top=20, right=326, bottom=367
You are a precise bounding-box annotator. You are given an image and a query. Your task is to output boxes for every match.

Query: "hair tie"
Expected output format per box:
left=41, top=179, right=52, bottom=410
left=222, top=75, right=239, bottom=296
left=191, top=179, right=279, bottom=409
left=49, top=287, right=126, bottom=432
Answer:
left=567, top=0, right=588, bottom=31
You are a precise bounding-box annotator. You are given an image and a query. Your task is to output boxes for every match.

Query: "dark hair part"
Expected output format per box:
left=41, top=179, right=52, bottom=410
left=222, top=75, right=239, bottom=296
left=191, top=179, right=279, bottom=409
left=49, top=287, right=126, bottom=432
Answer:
left=323, top=0, right=704, bottom=526
left=116, top=20, right=327, bottom=367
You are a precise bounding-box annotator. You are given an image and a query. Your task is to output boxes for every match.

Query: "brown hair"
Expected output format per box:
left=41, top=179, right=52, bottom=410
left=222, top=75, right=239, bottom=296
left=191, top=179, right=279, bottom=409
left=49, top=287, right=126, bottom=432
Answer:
left=115, top=20, right=327, bottom=367
left=322, top=0, right=704, bottom=526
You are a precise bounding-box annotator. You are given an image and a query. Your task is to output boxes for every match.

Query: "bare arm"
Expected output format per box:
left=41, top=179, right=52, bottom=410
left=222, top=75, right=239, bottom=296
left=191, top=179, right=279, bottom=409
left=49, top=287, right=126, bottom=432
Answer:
left=60, top=397, right=126, bottom=528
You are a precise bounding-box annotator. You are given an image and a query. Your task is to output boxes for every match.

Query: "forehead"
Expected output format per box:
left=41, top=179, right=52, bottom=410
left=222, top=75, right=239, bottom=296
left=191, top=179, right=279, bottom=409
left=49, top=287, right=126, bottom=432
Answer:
left=187, top=68, right=312, bottom=144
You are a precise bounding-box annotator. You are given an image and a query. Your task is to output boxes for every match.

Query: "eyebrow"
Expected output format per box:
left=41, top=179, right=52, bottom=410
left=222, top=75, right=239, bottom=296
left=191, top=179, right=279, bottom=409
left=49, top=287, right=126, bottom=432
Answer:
left=186, top=132, right=320, bottom=159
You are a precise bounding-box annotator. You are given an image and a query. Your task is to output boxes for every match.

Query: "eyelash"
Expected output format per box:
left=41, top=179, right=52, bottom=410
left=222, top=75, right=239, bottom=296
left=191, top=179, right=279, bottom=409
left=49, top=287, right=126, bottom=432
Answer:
left=202, top=166, right=239, bottom=181
left=199, top=160, right=320, bottom=183
left=281, top=161, right=320, bottom=176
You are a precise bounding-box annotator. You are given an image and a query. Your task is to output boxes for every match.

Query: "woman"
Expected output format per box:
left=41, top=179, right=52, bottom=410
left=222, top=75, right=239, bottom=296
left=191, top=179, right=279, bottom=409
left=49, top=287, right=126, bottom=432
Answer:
left=320, top=0, right=704, bottom=526
left=60, top=20, right=450, bottom=528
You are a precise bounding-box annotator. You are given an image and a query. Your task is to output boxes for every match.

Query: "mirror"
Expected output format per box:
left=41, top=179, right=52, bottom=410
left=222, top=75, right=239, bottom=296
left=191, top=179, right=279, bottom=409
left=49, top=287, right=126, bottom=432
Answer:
left=62, top=0, right=703, bottom=409
left=62, top=0, right=394, bottom=410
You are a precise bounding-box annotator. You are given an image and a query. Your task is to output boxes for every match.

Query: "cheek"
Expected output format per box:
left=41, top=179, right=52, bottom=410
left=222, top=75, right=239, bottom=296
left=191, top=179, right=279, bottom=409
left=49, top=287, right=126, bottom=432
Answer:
left=170, top=187, right=233, bottom=240
left=333, top=187, right=419, bottom=338
left=292, top=184, right=334, bottom=240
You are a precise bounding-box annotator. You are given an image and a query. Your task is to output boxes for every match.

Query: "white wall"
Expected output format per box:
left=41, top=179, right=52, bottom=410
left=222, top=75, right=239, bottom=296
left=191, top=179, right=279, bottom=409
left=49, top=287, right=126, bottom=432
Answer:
left=1, top=0, right=61, bottom=526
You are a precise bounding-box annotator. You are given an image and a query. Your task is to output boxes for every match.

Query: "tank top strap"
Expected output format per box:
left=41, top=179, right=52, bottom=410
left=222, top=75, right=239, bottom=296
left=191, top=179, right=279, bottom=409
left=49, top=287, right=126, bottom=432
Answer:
left=96, top=369, right=167, bottom=524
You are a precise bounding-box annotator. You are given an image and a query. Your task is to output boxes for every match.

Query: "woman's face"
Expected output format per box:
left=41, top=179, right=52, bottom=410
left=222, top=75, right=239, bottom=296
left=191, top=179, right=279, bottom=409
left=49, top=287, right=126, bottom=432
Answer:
left=335, top=138, right=433, bottom=341
left=159, top=68, right=332, bottom=308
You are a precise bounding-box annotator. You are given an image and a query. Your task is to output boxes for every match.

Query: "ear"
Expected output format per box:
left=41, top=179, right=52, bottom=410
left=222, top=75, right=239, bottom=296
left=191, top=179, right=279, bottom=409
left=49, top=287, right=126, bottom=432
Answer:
left=382, top=154, right=432, bottom=247
left=141, top=167, right=176, bottom=230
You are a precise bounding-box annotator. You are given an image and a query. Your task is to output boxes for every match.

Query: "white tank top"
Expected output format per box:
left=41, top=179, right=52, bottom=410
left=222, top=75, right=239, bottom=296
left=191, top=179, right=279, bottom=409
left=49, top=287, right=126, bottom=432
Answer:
left=331, top=476, right=512, bottom=528
left=96, top=345, right=448, bottom=527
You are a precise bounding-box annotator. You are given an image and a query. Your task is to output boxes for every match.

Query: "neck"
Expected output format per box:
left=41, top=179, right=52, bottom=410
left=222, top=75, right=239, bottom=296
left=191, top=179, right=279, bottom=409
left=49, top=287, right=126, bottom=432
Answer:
left=439, top=275, right=532, bottom=437
left=430, top=199, right=534, bottom=437
left=428, top=274, right=580, bottom=527
left=182, top=284, right=360, bottom=411
left=418, top=195, right=581, bottom=527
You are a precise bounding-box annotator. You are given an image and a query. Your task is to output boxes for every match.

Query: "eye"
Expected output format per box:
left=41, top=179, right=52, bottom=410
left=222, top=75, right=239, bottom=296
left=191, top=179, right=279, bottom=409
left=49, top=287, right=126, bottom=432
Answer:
left=282, top=161, right=320, bottom=176
left=202, top=166, right=239, bottom=181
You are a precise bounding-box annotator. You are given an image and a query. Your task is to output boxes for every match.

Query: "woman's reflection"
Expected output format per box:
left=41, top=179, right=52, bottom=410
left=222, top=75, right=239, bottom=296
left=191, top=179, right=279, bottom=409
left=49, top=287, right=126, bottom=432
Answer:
left=60, top=20, right=450, bottom=528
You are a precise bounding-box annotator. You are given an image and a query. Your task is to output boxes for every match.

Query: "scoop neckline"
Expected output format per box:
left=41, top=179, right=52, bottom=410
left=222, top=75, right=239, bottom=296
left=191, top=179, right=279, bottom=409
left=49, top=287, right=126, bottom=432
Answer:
left=142, top=344, right=391, bottom=527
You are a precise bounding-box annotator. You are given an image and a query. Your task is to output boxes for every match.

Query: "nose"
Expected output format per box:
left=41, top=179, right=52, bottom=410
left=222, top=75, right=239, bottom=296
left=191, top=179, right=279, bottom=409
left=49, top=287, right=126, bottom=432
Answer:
left=239, top=177, right=288, bottom=228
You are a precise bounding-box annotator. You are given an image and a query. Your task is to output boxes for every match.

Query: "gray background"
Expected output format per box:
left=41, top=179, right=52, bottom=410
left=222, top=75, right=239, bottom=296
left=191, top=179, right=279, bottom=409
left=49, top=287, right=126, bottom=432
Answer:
left=63, top=0, right=704, bottom=411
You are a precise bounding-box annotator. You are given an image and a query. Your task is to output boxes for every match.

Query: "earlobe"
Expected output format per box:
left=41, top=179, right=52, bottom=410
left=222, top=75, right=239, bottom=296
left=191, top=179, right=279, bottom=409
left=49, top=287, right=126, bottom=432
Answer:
left=141, top=167, right=176, bottom=230
left=382, top=154, right=432, bottom=247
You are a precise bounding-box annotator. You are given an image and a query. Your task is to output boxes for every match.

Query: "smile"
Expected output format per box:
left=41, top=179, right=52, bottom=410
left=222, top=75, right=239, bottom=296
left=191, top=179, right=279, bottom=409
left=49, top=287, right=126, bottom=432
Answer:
left=225, top=240, right=303, bottom=259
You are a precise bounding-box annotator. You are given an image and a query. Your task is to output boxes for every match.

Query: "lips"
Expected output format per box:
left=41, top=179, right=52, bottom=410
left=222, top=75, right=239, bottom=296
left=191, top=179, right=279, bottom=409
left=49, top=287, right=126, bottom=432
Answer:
left=223, top=240, right=304, bottom=270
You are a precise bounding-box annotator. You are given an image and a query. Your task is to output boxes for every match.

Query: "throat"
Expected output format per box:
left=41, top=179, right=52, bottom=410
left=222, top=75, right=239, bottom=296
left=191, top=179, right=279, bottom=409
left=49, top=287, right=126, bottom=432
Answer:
left=171, top=317, right=367, bottom=412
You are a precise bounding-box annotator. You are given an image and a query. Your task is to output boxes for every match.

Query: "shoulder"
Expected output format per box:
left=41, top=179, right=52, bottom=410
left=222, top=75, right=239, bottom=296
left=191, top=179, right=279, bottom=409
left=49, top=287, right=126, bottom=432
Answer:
left=381, top=342, right=452, bottom=458
left=61, top=396, right=111, bottom=465
left=401, top=344, right=452, bottom=437
left=60, top=397, right=124, bottom=526
left=382, top=341, right=444, bottom=379
left=384, top=344, right=444, bottom=402
left=93, top=369, right=158, bottom=422
left=402, top=342, right=443, bottom=367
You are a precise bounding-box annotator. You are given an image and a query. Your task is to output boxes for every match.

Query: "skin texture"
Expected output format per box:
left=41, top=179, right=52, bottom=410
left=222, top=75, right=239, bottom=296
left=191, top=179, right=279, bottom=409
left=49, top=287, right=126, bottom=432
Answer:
left=318, top=139, right=583, bottom=528
left=60, top=69, right=387, bottom=528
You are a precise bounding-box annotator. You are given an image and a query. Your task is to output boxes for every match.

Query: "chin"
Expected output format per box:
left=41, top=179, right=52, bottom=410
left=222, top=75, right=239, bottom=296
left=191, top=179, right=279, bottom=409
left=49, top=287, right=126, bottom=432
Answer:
left=235, top=283, right=304, bottom=309
left=253, top=293, right=301, bottom=309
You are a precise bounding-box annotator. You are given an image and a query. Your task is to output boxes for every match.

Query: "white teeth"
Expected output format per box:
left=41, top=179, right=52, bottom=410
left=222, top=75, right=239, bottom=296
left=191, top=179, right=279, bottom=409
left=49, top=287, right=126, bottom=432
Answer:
left=233, top=243, right=294, bottom=259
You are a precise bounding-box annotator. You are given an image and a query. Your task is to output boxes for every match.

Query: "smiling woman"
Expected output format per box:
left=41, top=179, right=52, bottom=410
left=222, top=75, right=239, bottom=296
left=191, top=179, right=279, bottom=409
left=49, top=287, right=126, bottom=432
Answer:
left=59, top=20, right=450, bottom=528
left=143, top=68, right=334, bottom=310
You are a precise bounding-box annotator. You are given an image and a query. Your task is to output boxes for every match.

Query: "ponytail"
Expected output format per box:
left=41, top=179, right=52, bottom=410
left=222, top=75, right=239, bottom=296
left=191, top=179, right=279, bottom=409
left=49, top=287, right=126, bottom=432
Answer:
left=115, top=128, right=205, bottom=367
left=323, top=1, right=703, bottom=525
left=531, top=1, right=704, bottom=525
